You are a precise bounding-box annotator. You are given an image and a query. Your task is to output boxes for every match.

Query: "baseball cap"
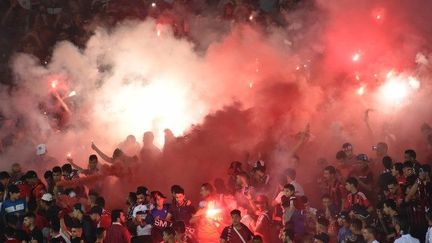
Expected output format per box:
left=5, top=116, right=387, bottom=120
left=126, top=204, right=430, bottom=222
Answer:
left=314, top=233, right=329, bottom=243
left=36, top=144, right=47, bottom=156
left=41, top=193, right=53, bottom=202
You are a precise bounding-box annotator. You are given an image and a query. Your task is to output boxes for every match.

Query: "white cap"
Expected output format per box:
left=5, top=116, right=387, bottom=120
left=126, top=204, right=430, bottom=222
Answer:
left=36, top=144, right=46, bottom=156
left=41, top=193, right=53, bottom=202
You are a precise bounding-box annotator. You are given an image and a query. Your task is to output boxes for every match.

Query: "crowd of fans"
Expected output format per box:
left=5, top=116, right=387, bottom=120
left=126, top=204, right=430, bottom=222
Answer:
left=1, top=0, right=432, bottom=243
left=0, top=129, right=431, bottom=243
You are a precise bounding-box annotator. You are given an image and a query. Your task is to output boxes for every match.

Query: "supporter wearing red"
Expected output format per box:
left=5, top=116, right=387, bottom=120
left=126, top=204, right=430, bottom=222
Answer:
left=105, top=209, right=131, bottom=243
left=348, top=154, right=374, bottom=198
left=90, top=205, right=111, bottom=230
left=322, top=165, right=345, bottom=211
left=190, top=183, right=222, bottom=243
left=234, top=172, right=255, bottom=207
left=383, top=178, right=403, bottom=206
left=392, top=162, right=406, bottom=186
left=382, top=199, right=399, bottom=241
left=417, top=165, right=432, bottom=208
left=94, top=196, right=111, bottom=227
left=402, top=174, right=429, bottom=241
left=378, top=156, right=394, bottom=191
left=343, top=177, right=371, bottom=212
left=24, top=170, right=46, bottom=210
left=220, top=209, right=253, bottom=243
left=167, top=186, right=196, bottom=227
left=150, top=191, right=170, bottom=242
left=61, top=163, right=85, bottom=198
left=1, top=185, right=27, bottom=227
left=252, top=195, right=272, bottom=243
left=22, top=212, right=43, bottom=243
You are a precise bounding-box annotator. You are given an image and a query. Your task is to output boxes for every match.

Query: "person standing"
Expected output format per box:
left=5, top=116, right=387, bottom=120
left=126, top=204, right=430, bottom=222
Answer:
left=220, top=210, right=253, bottom=243
left=105, top=209, right=131, bottom=243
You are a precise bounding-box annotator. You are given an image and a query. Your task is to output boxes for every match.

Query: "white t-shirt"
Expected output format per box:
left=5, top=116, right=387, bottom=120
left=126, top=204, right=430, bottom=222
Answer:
left=395, top=234, right=420, bottom=243
left=426, top=227, right=432, bottom=243
left=133, top=203, right=154, bottom=236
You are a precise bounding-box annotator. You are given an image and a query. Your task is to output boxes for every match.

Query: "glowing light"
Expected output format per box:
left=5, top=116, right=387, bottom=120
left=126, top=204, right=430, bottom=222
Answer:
left=151, top=2, right=156, bottom=7
left=206, top=201, right=222, bottom=220
left=67, top=152, right=72, bottom=157
left=249, top=14, right=254, bottom=21
left=380, top=78, right=408, bottom=104
left=295, top=66, right=300, bottom=71
left=352, top=53, right=361, bottom=62
left=355, top=74, right=360, bottom=81
left=99, top=77, right=203, bottom=147
left=408, top=76, right=420, bottom=89
left=357, top=86, right=365, bottom=96
left=376, top=15, right=381, bottom=20
left=249, top=81, right=254, bottom=88
left=51, top=80, right=58, bottom=89
left=68, top=91, right=77, bottom=97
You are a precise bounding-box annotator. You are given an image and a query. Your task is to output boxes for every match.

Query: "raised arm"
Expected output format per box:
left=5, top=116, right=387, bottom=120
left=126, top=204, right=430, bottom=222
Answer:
left=91, top=142, right=114, bottom=163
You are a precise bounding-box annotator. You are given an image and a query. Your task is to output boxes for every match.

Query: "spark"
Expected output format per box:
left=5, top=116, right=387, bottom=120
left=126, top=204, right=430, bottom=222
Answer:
left=67, top=152, right=72, bottom=157
left=151, top=2, right=156, bottom=7
left=51, top=80, right=58, bottom=89
left=68, top=91, right=77, bottom=97
left=249, top=81, right=254, bottom=88
left=206, top=201, right=222, bottom=219
left=249, top=14, right=254, bottom=21
left=352, top=53, right=361, bottom=62
left=380, top=78, right=408, bottom=104
left=357, top=86, right=365, bottom=96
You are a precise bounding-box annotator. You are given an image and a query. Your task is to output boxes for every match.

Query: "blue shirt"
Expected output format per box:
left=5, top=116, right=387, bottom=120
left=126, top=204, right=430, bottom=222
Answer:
left=1, top=198, right=26, bottom=217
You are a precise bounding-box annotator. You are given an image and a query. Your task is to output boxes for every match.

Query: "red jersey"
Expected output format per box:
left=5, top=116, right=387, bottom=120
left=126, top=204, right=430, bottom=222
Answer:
left=344, top=191, right=370, bottom=211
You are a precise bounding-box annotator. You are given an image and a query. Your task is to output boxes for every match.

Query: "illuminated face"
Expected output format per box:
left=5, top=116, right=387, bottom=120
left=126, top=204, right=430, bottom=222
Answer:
left=155, top=195, right=165, bottom=207
left=23, top=217, right=32, bottom=227
left=175, top=193, right=185, bottom=204
left=383, top=203, right=391, bottom=215
left=71, top=228, right=82, bottom=238
left=200, top=187, right=209, bottom=198
left=231, top=214, right=241, bottom=226
left=53, top=172, right=62, bottom=182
